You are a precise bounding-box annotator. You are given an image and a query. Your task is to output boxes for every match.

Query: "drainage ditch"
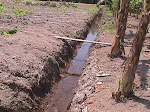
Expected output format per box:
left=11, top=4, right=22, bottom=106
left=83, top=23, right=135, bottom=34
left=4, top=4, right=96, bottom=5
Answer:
left=41, top=10, right=102, bottom=112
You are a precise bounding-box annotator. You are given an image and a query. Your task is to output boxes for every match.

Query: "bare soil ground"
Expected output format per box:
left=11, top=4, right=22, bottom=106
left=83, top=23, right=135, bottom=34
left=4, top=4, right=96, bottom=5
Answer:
left=0, top=0, right=99, bottom=111
left=69, top=9, right=150, bottom=112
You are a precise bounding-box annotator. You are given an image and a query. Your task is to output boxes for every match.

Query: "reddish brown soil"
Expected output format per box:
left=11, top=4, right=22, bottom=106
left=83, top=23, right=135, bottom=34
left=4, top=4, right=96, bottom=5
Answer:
left=69, top=9, right=150, bottom=112
left=0, top=1, right=98, bottom=111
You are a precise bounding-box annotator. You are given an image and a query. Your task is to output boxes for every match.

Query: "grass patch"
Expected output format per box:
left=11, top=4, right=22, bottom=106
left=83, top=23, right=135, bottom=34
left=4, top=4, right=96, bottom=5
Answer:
left=74, top=3, right=99, bottom=15
left=0, top=2, right=7, bottom=16
left=66, top=30, right=75, bottom=37
left=89, top=7, right=99, bottom=15
left=0, top=28, right=19, bottom=36
left=105, top=10, right=113, bottom=18
left=54, top=6, right=68, bottom=13
left=101, top=23, right=115, bottom=31
left=87, top=4, right=99, bottom=16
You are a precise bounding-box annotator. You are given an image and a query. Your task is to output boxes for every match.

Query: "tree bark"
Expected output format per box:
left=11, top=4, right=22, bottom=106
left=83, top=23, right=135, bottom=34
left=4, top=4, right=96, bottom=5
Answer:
left=116, top=0, right=120, bottom=18
left=113, top=0, right=150, bottom=99
left=111, top=0, right=131, bottom=57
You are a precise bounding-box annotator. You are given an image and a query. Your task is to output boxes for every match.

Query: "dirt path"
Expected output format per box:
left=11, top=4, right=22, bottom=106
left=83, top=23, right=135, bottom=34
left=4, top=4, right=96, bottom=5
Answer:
left=69, top=8, right=150, bottom=112
left=0, top=1, right=99, bottom=111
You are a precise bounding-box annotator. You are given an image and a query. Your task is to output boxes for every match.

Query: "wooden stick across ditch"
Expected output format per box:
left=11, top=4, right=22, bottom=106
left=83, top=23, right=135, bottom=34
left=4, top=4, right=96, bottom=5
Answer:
left=54, top=36, right=112, bottom=46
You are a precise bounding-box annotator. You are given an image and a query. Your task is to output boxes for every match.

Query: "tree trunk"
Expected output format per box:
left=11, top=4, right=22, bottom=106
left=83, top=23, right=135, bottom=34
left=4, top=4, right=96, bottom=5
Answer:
left=111, top=0, right=131, bottom=57
left=113, top=0, right=150, bottom=99
left=113, top=0, right=121, bottom=27
left=116, top=0, right=120, bottom=18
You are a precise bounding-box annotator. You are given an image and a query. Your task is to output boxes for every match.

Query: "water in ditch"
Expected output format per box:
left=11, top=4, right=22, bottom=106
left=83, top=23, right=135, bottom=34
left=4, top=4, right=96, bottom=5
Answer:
left=45, top=15, right=101, bottom=112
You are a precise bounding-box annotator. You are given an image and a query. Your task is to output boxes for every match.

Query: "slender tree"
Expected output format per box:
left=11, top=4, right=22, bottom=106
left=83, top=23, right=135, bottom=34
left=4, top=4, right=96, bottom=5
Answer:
left=112, top=0, right=121, bottom=18
left=111, top=0, right=131, bottom=57
left=113, top=0, right=150, bottom=99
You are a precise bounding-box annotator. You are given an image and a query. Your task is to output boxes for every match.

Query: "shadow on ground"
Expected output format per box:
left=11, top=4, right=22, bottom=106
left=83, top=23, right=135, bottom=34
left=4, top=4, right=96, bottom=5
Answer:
left=124, top=30, right=150, bottom=47
left=133, top=96, right=150, bottom=109
left=136, top=59, right=150, bottom=89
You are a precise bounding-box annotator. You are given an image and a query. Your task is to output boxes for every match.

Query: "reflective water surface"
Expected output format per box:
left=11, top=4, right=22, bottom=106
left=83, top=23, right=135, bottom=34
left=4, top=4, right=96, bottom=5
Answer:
left=46, top=15, right=101, bottom=112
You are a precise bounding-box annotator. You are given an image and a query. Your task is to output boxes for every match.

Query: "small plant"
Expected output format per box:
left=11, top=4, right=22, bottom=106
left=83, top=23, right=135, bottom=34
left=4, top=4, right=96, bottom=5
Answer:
left=48, top=0, right=51, bottom=3
left=11, top=3, right=16, bottom=9
left=0, top=2, right=7, bottom=16
left=76, top=31, right=80, bottom=35
left=0, top=31, right=11, bottom=36
left=120, top=94, right=128, bottom=101
left=25, top=0, right=32, bottom=4
left=119, top=80, right=125, bottom=85
left=13, top=6, right=26, bottom=17
left=0, top=28, right=19, bottom=36
left=56, top=6, right=59, bottom=10
left=117, top=80, right=125, bottom=92
left=27, top=8, right=34, bottom=13
left=63, top=7, right=67, bottom=12
left=132, top=82, right=139, bottom=91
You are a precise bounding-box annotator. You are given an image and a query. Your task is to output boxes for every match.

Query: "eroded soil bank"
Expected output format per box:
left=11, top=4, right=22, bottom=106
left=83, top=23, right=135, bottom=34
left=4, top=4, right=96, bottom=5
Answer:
left=69, top=8, right=150, bottom=112
left=0, top=0, right=100, bottom=111
left=40, top=10, right=102, bottom=112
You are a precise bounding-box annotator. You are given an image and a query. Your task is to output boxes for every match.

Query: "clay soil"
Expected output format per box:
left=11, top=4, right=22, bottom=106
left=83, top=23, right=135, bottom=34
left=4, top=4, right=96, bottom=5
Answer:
left=0, top=0, right=150, bottom=112
left=69, top=8, right=150, bottom=112
left=0, top=0, right=99, bottom=111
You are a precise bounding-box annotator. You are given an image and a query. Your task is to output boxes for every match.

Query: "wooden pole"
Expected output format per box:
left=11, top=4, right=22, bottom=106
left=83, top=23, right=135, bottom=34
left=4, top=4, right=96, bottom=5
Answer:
left=54, top=36, right=112, bottom=46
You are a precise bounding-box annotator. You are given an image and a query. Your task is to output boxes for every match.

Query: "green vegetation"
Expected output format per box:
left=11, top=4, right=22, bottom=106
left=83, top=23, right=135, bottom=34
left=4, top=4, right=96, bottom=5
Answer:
left=111, top=0, right=144, bottom=18
left=0, top=28, right=19, bottom=36
left=0, top=2, right=7, bottom=15
left=53, top=0, right=98, bottom=4
left=47, top=0, right=51, bottom=3
left=13, top=6, right=26, bottom=17
left=120, top=94, right=128, bottom=101
left=54, top=6, right=68, bottom=12
left=112, top=0, right=120, bottom=11
left=56, top=6, right=59, bottom=10
left=27, top=8, right=35, bottom=13
left=0, top=0, right=35, bottom=17
left=63, top=7, right=67, bottom=12
left=66, top=30, right=76, bottom=37
left=25, top=0, right=33, bottom=4
left=105, top=10, right=113, bottom=18
left=102, top=23, right=115, bottom=30
left=119, top=80, right=125, bottom=85
left=129, top=0, right=144, bottom=18
left=90, top=6, right=99, bottom=15
left=11, top=3, right=16, bottom=9
left=14, top=0, right=21, bottom=3
left=76, top=31, right=80, bottom=35
left=132, top=83, right=138, bottom=91
left=112, top=0, right=120, bottom=17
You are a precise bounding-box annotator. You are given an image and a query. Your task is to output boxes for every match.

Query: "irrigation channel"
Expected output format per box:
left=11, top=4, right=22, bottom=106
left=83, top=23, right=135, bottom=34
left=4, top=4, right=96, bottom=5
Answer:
left=45, top=14, right=102, bottom=112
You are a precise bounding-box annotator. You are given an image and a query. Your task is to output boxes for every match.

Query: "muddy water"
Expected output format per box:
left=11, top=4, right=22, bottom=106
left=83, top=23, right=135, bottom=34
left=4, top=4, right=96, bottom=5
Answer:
left=68, top=15, right=100, bottom=75
left=46, top=16, right=101, bottom=112
left=68, top=31, right=97, bottom=74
